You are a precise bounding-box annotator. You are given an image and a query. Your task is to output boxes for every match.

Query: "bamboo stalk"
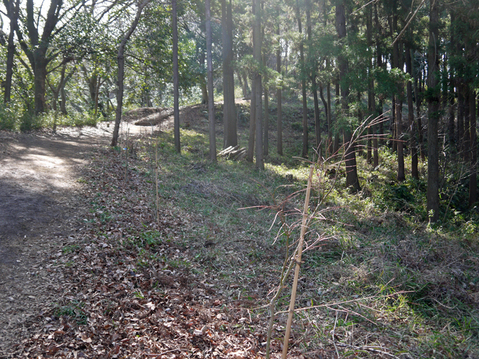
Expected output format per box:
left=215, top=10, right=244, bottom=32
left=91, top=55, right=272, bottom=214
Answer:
left=281, top=165, right=314, bottom=359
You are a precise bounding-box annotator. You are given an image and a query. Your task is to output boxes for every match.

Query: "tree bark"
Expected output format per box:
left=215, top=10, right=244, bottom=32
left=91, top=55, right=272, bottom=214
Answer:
left=206, top=0, right=216, bottom=162
left=264, top=85, right=269, bottom=156
left=253, top=0, right=263, bottom=170
left=247, top=80, right=256, bottom=162
left=276, top=16, right=283, bottom=156
left=406, top=46, right=418, bottom=179
left=3, top=0, right=20, bottom=104
left=296, top=0, right=308, bottom=158
left=111, top=0, right=150, bottom=147
left=469, top=89, right=477, bottom=207
left=426, top=0, right=440, bottom=222
left=366, top=4, right=373, bottom=164
left=306, top=0, right=321, bottom=153
left=222, top=0, right=237, bottom=148
left=396, top=100, right=405, bottom=181
left=336, top=0, right=360, bottom=192
left=172, top=0, right=180, bottom=153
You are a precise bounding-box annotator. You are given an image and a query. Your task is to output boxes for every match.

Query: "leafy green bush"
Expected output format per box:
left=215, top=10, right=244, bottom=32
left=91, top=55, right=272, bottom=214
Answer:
left=0, top=104, right=18, bottom=130
left=20, top=110, right=42, bottom=132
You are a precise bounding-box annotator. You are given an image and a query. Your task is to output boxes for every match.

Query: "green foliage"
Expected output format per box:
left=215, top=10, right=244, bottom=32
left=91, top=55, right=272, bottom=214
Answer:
left=0, top=103, right=18, bottom=130
left=54, top=301, right=88, bottom=325
left=19, top=111, right=42, bottom=132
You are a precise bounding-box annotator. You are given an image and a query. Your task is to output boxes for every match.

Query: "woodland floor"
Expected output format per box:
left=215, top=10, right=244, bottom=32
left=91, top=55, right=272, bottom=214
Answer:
left=0, top=122, right=153, bottom=357
left=2, top=104, right=478, bottom=359
left=0, top=108, right=307, bottom=358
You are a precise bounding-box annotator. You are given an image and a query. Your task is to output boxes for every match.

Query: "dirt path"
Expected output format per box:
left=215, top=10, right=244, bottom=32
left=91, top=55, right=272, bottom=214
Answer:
left=0, top=122, right=157, bottom=357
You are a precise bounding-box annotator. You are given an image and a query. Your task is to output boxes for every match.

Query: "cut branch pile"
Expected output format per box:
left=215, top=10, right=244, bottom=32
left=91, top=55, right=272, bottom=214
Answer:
left=218, top=146, right=247, bottom=161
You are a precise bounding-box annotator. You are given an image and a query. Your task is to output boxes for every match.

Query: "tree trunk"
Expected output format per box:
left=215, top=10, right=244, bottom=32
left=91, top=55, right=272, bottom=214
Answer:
left=464, top=86, right=471, bottom=161
left=111, top=0, right=150, bottom=147
left=336, top=0, right=360, bottom=192
left=222, top=0, right=237, bottom=148
left=247, top=80, right=256, bottom=162
left=4, top=0, right=20, bottom=104
left=172, top=0, right=181, bottom=153
left=366, top=5, right=373, bottom=164
left=264, top=86, right=269, bottom=156
left=457, top=82, right=465, bottom=153
left=406, top=46, right=418, bottom=179
left=199, top=12, right=208, bottom=106
left=60, top=86, right=67, bottom=114
left=447, top=11, right=456, bottom=146
left=397, top=101, right=405, bottom=181
left=469, top=89, right=477, bottom=207
left=243, top=72, right=250, bottom=97
left=306, top=0, right=321, bottom=153
left=296, top=0, right=308, bottom=158
left=426, top=0, right=440, bottom=222
left=327, top=81, right=333, bottom=156
left=206, top=0, right=216, bottom=162
left=276, top=17, right=283, bottom=156
left=16, top=0, right=64, bottom=114
left=415, top=72, right=425, bottom=161
left=33, top=51, right=48, bottom=114
left=253, top=0, right=263, bottom=170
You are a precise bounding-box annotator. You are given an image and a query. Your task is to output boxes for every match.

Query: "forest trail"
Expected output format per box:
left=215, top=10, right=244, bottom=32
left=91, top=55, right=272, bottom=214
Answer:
left=0, top=121, right=159, bottom=356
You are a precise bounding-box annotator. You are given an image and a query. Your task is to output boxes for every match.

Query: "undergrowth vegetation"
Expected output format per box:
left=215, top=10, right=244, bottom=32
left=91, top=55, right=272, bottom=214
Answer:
left=0, top=104, right=107, bottom=131
left=103, top=101, right=479, bottom=358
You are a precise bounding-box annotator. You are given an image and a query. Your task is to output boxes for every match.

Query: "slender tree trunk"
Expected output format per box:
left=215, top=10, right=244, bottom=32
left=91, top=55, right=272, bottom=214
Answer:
left=415, top=72, right=425, bottom=161
left=426, top=0, right=440, bottom=222
left=457, top=82, right=465, bottom=152
left=391, top=9, right=399, bottom=152
left=4, top=0, right=20, bottom=104
left=312, top=81, right=320, bottom=153
left=237, top=70, right=247, bottom=98
left=306, top=0, right=320, bottom=153
left=464, top=86, right=471, bottom=162
left=296, top=0, right=308, bottom=158
left=447, top=11, right=456, bottom=146
left=469, top=89, right=477, bottom=207
left=111, top=0, right=150, bottom=147
left=319, top=82, right=329, bottom=157
left=276, top=18, right=283, bottom=156
left=374, top=2, right=384, bottom=150
left=327, top=81, right=333, bottom=156
left=366, top=5, right=373, bottom=164
left=222, top=0, right=237, bottom=148
left=264, top=86, right=269, bottom=156
left=60, top=87, right=67, bottom=114
left=397, top=101, right=405, bottom=181
left=247, top=80, right=256, bottom=162
left=198, top=8, right=208, bottom=105
left=172, top=0, right=180, bottom=153
left=243, top=72, right=250, bottom=97
left=336, top=0, right=360, bottom=192
left=406, top=46, right=418, bottom=179
left=253, top=0, right=263, bottom=170
left=206, top=0, right=216, bottom=162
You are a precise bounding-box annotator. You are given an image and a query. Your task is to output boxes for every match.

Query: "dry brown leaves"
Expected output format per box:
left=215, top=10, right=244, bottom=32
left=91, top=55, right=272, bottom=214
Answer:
left=11, top=144, right=304, bottom=359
